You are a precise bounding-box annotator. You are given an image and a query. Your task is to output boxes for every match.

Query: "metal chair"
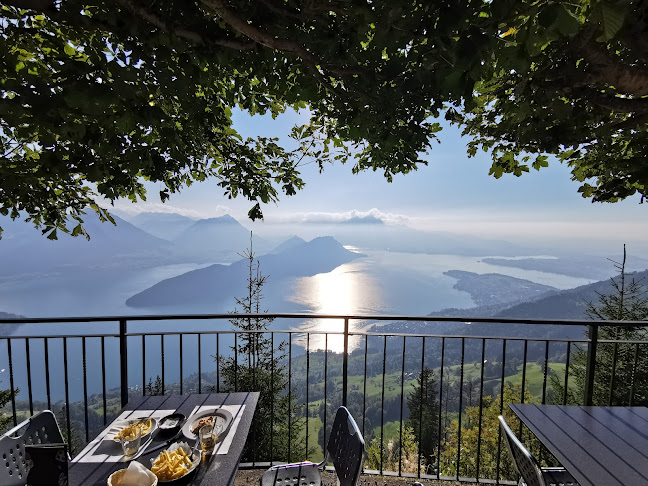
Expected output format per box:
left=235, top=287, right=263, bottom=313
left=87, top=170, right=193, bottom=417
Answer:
left=1, top=410, right=66, bottom=486
left=260, top=407, right=365, bottom=486
left=498, top=415, right=580, bottom=486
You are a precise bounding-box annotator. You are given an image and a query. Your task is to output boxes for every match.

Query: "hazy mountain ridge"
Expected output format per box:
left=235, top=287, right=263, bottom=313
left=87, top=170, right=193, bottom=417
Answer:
left=269, top=236, right=306, bottom=254
left=171, top=214, right=270, bottom=262
left=126, top=212, right=197, bottom=240
left=0, top=311, right=26, bottom=336
left=126, top=236, right=365, bottom=308
left=481, top=256, right=648, bottom=280
left=0, top=213, right=180, bottom=276
left=341, top=215, right=384, bottom=225
left=325, top=223, right=529, bottom=256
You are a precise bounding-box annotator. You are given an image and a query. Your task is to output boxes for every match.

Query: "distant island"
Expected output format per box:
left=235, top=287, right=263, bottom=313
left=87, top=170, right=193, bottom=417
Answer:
left=126, top=236, right=364, bottom=308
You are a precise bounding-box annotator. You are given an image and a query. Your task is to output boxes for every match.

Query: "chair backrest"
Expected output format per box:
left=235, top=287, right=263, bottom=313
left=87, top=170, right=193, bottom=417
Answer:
left=326, top=407, right=365, bottom=486
left=498, top=415, right=545, bottom=486
left=260, top=463, right=321, bottom=486
left=0, top=410, right=65, bottom=486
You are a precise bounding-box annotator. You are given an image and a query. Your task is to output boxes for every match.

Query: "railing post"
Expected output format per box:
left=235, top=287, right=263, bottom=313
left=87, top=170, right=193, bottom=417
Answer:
left=119, top=319, right=129, bottom=408
left=584, top=324, right=598, bottom=406
left=342, top=318, right=349, bottom=407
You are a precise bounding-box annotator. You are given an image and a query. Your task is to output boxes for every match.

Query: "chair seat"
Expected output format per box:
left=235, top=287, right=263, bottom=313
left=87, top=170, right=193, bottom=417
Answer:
left=260, top=462, right=321, bottom=486
left=540, top=467, right=580, bottom=486
left=260, top=407, right=365, bottom=486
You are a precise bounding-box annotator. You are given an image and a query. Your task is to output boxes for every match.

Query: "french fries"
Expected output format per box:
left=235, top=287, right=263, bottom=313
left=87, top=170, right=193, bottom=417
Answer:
left=151, top=446, right=195, bottom=481
left=113, top=418, right=153, bottom=440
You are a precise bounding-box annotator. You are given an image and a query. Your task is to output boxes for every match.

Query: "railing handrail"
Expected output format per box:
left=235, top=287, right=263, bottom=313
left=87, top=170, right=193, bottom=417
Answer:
left=0, top=312, right=646, bottom=327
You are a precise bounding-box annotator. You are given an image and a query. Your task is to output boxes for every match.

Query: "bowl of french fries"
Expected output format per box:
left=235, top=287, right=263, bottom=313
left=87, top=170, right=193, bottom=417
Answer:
left=150, top=442, right=200, bottom=484
left=112, top=418, right=157, bottom=442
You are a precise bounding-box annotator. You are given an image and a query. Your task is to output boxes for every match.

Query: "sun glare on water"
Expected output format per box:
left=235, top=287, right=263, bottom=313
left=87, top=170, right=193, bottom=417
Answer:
left=289, top=262, right=383, bottom=353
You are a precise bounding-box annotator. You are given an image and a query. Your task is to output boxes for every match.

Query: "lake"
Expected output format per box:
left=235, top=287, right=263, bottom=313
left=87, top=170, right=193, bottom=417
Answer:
left=0, top=249, right=593, bottom=403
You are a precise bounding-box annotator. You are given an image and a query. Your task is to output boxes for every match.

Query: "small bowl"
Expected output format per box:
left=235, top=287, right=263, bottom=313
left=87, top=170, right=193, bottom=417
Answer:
left=158, top=413, right=185, bottom=438
left=107, top=468, right=158, bottom=486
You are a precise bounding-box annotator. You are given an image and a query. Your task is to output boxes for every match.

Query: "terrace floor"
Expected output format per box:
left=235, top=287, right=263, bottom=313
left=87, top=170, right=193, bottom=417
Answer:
left=234, top=469, right=461, bottom=486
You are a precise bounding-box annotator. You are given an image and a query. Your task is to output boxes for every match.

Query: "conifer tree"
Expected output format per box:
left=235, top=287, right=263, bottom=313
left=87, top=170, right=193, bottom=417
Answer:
left=145, top=375, right=164, bottom=396
left=0, top=385, right=17, bottom=433
left=405, top=367, right=440, bottom=468
left=551, top=246, right=648, bottom=406
left=218, top=234, right=308, bottom=462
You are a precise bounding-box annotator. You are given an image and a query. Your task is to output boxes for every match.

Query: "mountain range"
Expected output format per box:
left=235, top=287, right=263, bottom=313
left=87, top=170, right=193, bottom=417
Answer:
left=127, top=212, right=196, bottom=240
left=2, top=210, right=645, bottom=327
left=0, top=213, right=178, bottom=276
left=171, top=214, right=270, bottom=262
left=481, top=256, right=648, bottom=281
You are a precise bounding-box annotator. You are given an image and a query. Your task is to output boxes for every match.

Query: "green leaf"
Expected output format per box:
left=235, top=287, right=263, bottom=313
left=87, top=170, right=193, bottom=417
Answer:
left=596, top=1, right=626, bottom=41
left=45, top=228, right=58, bottom=240
left=71, top=223, right=85, bottom=237
left=532, top=155, right=549, bottom=170
left=64, top=43, right=76, bottom=56
left=553, top=4, right=582, bottom=36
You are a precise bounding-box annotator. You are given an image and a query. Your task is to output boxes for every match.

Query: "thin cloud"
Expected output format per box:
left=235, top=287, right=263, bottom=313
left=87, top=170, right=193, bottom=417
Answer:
left=109, top=201, right=231, bottom=220
left=272, top=208, right=410, bottom=225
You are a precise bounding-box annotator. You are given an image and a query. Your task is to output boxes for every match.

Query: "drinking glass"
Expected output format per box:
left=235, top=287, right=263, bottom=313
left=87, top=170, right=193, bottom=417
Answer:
left=119, top=426, right=142, bottom=457
left=199, top=424, right=217, bottom=454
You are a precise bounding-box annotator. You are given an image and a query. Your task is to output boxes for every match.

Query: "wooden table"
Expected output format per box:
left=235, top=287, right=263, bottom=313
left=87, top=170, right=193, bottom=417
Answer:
left=509, top=404, right=648, bottom=486
left=69, top=392, right=259, bottom=486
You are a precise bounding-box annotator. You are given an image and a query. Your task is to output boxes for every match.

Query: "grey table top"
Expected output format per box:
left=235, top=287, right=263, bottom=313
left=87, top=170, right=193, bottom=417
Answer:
left=509, top=404, right=648, bottom=486
left=69, top=392, right=259, bottom=486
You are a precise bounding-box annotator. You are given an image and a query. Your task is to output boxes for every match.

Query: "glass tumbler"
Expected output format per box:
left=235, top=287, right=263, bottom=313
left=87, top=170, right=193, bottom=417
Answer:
left=119, top=426, right=142, bottom=457
left=199, top=424, right=217, bottom=454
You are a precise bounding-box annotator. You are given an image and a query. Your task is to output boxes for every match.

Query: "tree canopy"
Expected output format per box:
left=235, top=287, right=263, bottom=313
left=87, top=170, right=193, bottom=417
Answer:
left=2, top=0, right=647, bottom=238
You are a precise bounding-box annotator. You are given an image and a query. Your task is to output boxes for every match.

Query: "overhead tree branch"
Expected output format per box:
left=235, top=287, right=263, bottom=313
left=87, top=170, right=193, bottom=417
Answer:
left=203, top=0, right=319, bottom=60
left=202, top=0, right=364, bottom=76
left=258, top=0, right=327, bottom=23
left=570, top=28, right=648, bottom=96
left=3, top=0, right=53, bottom=10
left=115, top=0, right=255, bottom=50
left=579, top=88, right=648, bottom=114
left=610, top=113, right=648, bottom=132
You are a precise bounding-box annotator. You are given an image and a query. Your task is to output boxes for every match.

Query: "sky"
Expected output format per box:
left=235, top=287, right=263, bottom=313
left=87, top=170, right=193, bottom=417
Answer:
left=110, top=108, right=648, bottom=252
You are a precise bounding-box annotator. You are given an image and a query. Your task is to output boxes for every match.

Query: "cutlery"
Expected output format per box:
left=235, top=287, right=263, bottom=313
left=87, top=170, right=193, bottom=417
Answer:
left=190, top=436, right=201, bottom=456
left=138, top=427, right=185, bottom=458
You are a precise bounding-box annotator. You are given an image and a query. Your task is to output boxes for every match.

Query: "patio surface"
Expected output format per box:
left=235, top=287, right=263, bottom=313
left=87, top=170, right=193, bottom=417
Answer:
left=235, top=469, right=461, bottom=486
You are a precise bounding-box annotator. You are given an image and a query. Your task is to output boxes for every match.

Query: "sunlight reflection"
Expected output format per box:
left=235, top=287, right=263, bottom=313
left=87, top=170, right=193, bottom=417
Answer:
left=289, top=262, right=383, bottom=353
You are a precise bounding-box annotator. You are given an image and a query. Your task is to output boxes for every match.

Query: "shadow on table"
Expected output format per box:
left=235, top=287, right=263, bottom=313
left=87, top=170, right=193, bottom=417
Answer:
left=92, top=439, right=123, bottom=458
left=189, top=453, right=229, bottom=485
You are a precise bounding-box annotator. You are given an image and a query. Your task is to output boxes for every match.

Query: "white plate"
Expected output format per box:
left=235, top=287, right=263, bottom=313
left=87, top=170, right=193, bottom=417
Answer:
left=181, top=408, right=233, bottom=440
left=109, top=417, right=158, bottom=442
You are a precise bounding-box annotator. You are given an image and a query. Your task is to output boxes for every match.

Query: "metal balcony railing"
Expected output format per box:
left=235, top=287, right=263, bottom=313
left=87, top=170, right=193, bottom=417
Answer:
left=0, top=313, right=645, bottom=484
